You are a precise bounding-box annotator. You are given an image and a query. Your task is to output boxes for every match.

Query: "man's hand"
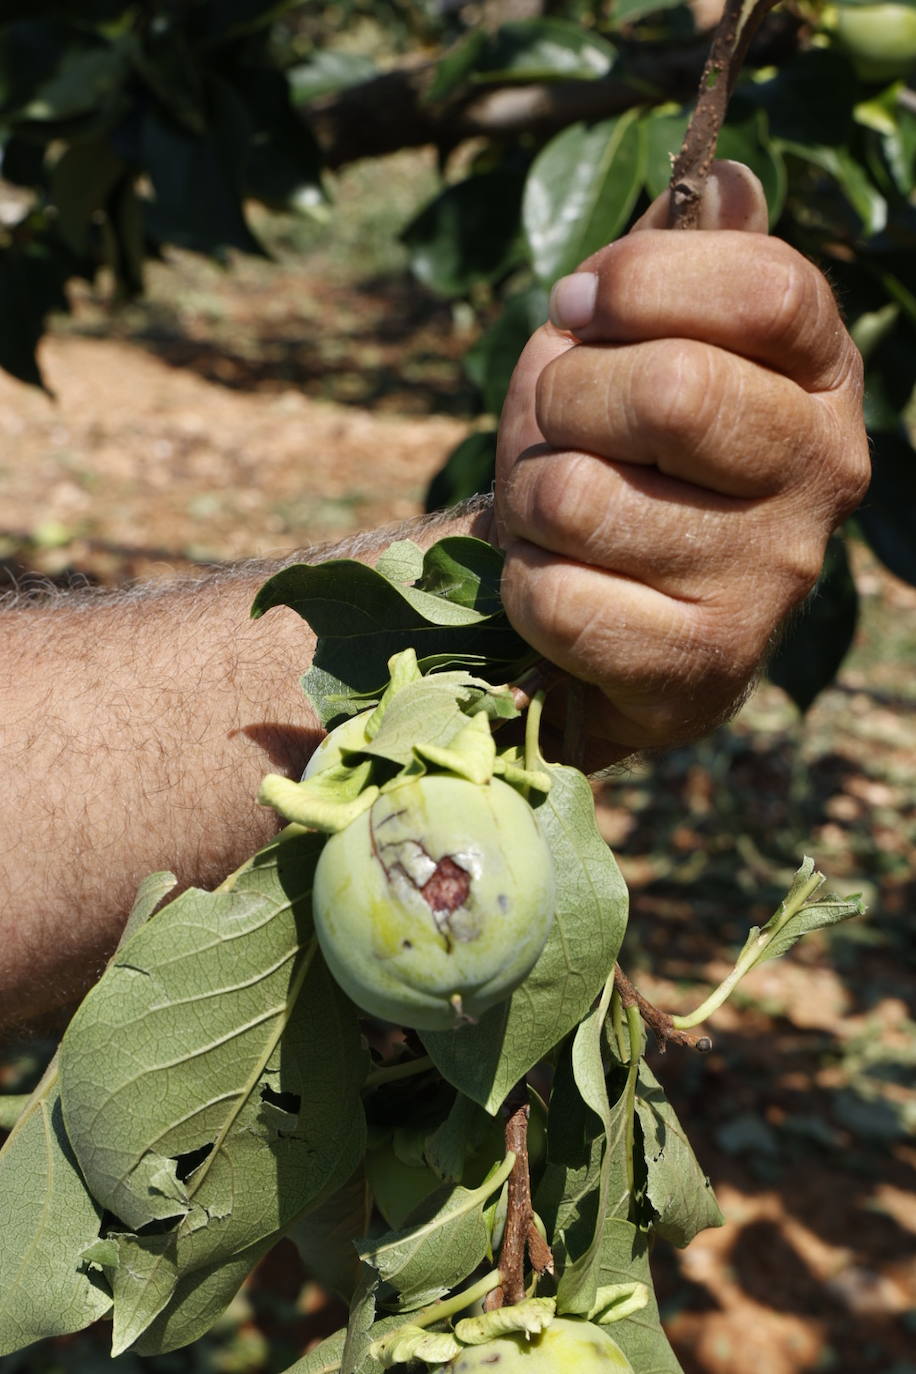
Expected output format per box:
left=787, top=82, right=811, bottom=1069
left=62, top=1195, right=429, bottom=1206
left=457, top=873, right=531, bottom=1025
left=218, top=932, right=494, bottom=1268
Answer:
left=494, top=161, right=870, bottom=764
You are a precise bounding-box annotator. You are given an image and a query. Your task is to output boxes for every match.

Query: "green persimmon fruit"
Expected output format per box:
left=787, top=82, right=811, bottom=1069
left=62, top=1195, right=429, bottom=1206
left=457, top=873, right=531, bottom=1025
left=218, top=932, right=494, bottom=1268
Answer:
left=313, top=774, right=555, bottom=1030
left=832, top=3, right=916, bottom=81
left=303, top=708, right=375, bottom=778
left=448, top=1317, right=634, bottom=1371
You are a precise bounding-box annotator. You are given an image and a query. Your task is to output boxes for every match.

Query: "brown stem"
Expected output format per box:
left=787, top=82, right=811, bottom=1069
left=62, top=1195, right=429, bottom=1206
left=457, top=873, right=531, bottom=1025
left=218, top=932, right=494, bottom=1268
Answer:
left=509, top=660, right=563, bottom=713
left=484, top=1081, right=547, bottom=1309
left=668, top=0, right=782, bottom=229
left=614, top=965, right=712, bottom=1054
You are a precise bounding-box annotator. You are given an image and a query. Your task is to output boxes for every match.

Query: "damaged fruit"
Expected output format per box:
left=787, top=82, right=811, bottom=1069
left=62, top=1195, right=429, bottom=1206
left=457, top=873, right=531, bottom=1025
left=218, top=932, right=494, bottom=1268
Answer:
left=447, top=1316, right=634, bottom=1372
left=312, top=774, right=555, bottom=1030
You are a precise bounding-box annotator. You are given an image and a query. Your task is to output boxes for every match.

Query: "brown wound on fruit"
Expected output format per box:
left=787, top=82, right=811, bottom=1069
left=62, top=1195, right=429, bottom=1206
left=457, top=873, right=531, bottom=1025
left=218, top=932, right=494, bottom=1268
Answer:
left=421, top=856, right=471, bottom=915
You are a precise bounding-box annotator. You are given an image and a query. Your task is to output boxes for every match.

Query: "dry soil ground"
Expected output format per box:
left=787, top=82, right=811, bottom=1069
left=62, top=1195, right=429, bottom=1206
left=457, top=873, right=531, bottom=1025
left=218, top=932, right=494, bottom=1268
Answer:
left=1, top=154, right=914, bottom=1374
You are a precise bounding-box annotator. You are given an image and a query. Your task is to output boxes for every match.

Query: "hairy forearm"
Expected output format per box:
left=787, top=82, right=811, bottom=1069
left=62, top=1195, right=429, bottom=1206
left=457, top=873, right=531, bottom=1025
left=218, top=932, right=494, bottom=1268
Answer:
left=0, top=499, right=492, bottom=1031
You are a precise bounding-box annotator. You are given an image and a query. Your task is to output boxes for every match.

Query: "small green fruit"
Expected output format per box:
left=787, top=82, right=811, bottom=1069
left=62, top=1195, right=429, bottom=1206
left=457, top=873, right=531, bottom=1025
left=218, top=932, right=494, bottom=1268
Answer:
left=448, top=1316, right=634, bottom=1371
left=832, top=3, right=916, bottom=81
left=313, top=774, right=555, bottom=1030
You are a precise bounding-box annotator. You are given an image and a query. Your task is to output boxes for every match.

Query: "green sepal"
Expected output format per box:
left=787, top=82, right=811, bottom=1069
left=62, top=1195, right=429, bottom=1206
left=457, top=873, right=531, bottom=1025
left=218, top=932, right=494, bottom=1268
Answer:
left=454, top=1296, right=556, bottom=1344
left=588, top=1282, right=651, bottom=1325
left=414, top=710, right=496, bottom=784
left=258, top=763, right=378, bottom=832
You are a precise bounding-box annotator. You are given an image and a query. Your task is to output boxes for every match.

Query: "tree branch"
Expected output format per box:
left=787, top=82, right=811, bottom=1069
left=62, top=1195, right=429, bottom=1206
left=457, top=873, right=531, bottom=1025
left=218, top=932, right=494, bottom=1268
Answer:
left=485, top=1081, right=546, bottom=1309
left=614, top=965, right=712, bottom=1054
left=668, top=0, right=783, bottom=229
left=306, top=13, right=801, bottom=170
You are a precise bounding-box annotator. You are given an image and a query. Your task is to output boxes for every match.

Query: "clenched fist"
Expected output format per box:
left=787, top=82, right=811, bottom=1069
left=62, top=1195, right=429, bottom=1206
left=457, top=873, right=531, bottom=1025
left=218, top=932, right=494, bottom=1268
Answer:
left=494, top=161, right=870, bottom=765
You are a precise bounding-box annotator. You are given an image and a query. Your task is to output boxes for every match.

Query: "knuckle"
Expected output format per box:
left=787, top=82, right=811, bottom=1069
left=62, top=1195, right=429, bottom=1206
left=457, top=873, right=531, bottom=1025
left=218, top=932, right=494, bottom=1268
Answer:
left=500, top=544, right=568, bottom=650
left=629, top=340, right=716, bottom=453
left=811, top=395, right=872, bottom=520
left=524, top=452, right=594, bottom=548
left=759, top=249, right=836, bottom=364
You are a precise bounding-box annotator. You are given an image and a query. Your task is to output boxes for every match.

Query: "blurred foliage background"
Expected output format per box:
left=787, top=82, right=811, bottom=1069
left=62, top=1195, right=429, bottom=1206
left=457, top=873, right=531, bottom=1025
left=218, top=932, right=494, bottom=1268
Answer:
left=1, top=2, right=914, bottom=1371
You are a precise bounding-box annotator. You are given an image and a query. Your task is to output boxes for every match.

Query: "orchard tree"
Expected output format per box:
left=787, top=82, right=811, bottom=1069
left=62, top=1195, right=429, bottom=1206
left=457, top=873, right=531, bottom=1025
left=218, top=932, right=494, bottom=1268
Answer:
left=0, top=3, right=901, bottom=1370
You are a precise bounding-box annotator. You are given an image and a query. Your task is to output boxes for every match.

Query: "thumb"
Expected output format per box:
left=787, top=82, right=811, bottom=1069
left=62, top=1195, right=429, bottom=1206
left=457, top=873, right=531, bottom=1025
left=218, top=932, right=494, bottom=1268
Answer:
left=631, top=158, right=769, bottom=233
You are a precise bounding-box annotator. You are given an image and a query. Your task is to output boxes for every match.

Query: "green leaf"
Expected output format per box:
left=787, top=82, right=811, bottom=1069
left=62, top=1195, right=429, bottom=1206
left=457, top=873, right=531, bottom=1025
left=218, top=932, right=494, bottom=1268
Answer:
left=425, top=1093, right=493, bottom=1183
left=465, top=18, right=616, bottom=85
left=612, top=0, right=683, bottom=20
left=358, top=1154, right=514, bottom=1309
left=201, top=0, right=305, bottom=45
left=416, top=537, right=507, bottom=614
left=288, top=50, right=377, bottom=104
left=375, top=540, right=426, bottom=586
left=523, top=111, right=645, bottom=283
left=141, top=75, right=264, bottom=257
left=856, top=427, right=916, bottom=585
left=556, top=978, right=632, bottom=1315
left=253, top=541, right=532, bottom=723
left=19, top=41, right=127, bottom=121
left=131, top=1237, right=275, bottom=1356
left=403, top=167, right=527, bottom=297
left=50, top=132, right=125, bottom=255
left=0, top=1092, right=110, bottom=1355
left=464, top=285, right=550, bottom=416
left=0, top=243, right=70, bottom=387
left=752, top=48, right=855, bottom=148
left=342, top=1264, right=380, bottom=1374
left=596, top=1220, right=684, bottom=1374
left=0, top=868, right=175, bottom=1355
left=119, top=942, right=368, bottom=1354
left=280, top=1313, right=406, bottom=1374
left=129, top=24, right=207, bottom=135
left=61, top=831, right=322, bottom=1227
left=634, top=1064, right=723, bottom=1248
left=58, top=832, right=367, bottom=1350
left=289, top=1166, right=370, bottom=1301
left=427, top=31, right=488, bottom=103
left=767, top=534, right=859, bottom=712
left=749, top=862, right=866, bottom=966
left=778, top=139, right=887, bottom=236
left=421, top=762, right=628, bottom=1112
left=235, top=66, right=325, bottom=212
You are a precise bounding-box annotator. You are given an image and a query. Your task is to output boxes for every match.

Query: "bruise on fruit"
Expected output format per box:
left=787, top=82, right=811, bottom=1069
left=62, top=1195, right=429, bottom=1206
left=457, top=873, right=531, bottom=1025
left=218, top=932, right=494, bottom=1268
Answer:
left=374, top=822, right=481, bottom=949
left=418, top=853, right=478, bottom=947
left=421, top=855, right=471, bottom=915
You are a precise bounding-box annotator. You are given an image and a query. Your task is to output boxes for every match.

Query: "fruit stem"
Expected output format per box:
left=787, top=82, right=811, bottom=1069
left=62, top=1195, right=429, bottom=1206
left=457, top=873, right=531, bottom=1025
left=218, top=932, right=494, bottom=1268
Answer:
left=524, top=690, right=546, bottom=776
left=369, top=1267, right=504, bottom=1362
left=406, top=1267, right=503, bottom=1330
